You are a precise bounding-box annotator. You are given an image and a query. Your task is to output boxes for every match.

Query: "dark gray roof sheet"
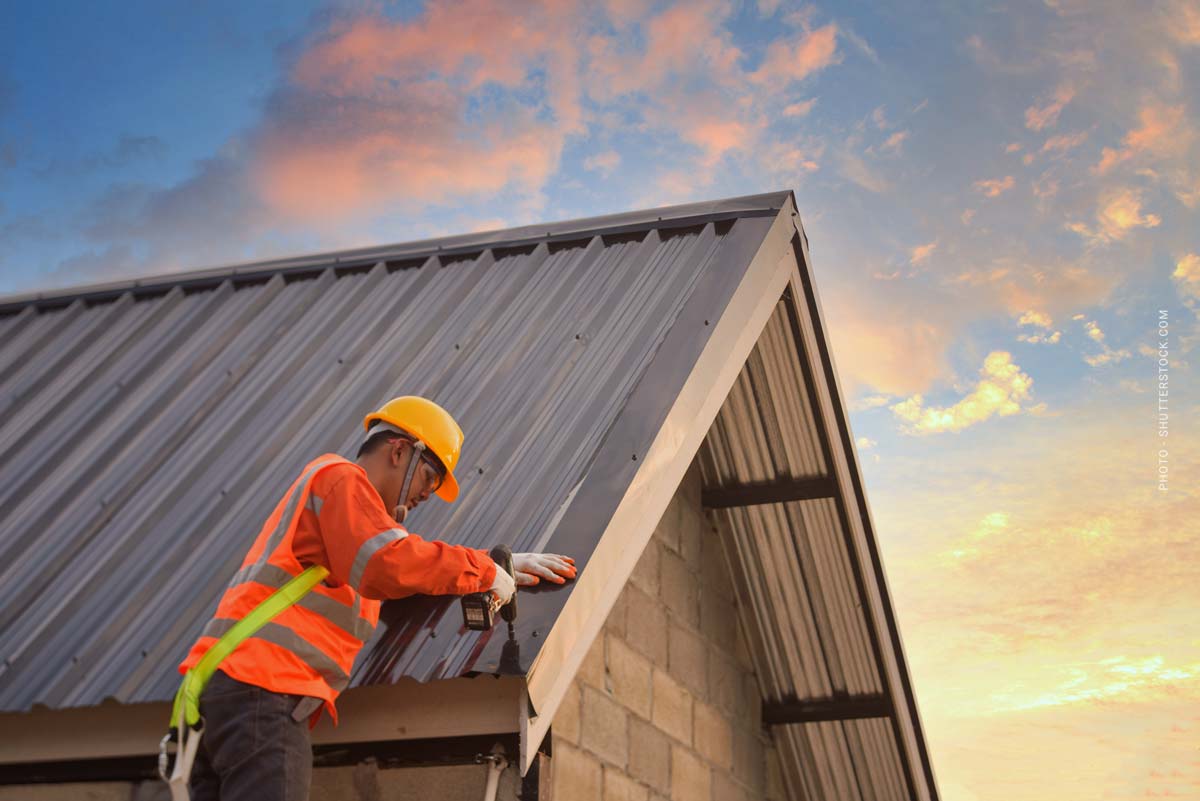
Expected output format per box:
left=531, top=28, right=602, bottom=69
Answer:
left=0, top=191, right=788, bottom=711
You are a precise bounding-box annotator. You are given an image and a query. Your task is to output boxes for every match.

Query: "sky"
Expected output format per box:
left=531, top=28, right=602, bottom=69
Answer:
left=1, top=1, right=1197, bottom=798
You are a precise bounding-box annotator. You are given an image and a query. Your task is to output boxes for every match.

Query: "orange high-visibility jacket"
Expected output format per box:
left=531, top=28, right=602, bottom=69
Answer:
left=178, top=453, right=497, bottom=727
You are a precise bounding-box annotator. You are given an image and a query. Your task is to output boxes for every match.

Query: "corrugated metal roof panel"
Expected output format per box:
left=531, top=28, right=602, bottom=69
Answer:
left=0, top=193, right=785, bottom=712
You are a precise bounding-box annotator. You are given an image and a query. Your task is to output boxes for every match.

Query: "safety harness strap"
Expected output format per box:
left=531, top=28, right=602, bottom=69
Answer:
left=169, top=564, right=330, bottom=730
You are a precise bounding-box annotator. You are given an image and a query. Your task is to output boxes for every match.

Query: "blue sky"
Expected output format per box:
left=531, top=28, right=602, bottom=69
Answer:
left=2, top=2, right=1198, bottom=798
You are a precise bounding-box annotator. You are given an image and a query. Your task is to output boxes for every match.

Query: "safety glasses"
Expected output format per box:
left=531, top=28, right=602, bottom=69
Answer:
left=392, top=434, right=447, bottom=493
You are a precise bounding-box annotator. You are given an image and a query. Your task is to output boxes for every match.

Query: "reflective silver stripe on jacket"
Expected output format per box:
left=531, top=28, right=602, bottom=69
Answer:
left=202, top=618, right=350, bottom=691
left=348, top=528, right=408, bottom=591
left=229, top=562, right=375, bottom=642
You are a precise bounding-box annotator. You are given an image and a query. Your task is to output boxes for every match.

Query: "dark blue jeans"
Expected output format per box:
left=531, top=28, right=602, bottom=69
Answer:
left=187, top=669, right=314, bottom=801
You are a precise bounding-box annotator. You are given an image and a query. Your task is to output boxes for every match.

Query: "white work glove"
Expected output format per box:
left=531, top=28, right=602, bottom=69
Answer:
left=489, top=560, right=517, bottom=605
left=512, top=553, right=577, bottom=586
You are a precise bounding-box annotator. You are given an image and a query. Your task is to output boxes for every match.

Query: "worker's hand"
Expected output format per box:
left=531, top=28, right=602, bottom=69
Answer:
left=511, top=553, right=577, bottom=586
left=490, top=560, right=517, bottom=605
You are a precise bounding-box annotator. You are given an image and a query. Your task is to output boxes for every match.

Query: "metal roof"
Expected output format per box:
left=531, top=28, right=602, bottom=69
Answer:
left=0, top=191, right=784, bottom=712
left=0, top=189, right=938, bottom=799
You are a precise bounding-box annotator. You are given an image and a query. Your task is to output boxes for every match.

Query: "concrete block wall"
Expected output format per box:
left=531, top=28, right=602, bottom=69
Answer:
left=551, top=462, right=786, bottom=801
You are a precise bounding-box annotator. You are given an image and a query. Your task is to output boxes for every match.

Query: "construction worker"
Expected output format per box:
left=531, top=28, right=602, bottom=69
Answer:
left=175, top=396, right=576, bottom=801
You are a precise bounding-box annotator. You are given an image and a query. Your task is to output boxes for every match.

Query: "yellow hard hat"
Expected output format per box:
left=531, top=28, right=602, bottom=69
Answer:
left=363, top=396, right=464, bottom=502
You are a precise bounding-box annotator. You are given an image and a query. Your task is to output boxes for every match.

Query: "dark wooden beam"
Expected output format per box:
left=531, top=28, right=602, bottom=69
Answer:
left=762, top=693, right=891, bottom=725
left=702, top=475, right=837, bottom=508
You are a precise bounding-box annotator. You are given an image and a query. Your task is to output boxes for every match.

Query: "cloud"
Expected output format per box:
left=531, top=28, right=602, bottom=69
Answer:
left=748, top=22, right=839, bottom=85
left=1025, top=84, right=1074, bottom=131
left=974, top=175, right=1015, bottom=197
left=1079, top=319, right=1131, bottom=365
left=782, top=98, right=816, bottom=117
left=1174, top=253, right=1200, bottom=300
left=838, top=150, right=890, bottom=192
left=1040, top=130, right=1088, bottom=155
left=755, top=0, right=781, bottom=17
left=605, top=0, right=652, bottom=28
left=1084, top=347, right=1131, bottom=366
left=1018, top=330, right=1062, bottom=344
left=880, top=130, right=909, bottom=153
left=990, top=655, right=1200, bottom=712
left=871, top=105, right=888, bottom=129
left=1066, top=187, right=1161, bottom=246
left=960, top=208, right=976, bottom=225
left=1018, top=310, right=1053, bottom=328
left=852, top=394, right=893, bottom=411
left=1094, top=102, right=1187, bottom=175
left=909, top=239, right=938, bottom=265
left=24, top=0, right=854, bottom=289
left=855, top=436, right=876, bottom=449
left=890, top=351, right=1035, bottom=434
left=583, top=150, right=621, bottom=175
left=820, top=287, right=952, bottom=398
left=255, top=2, right=588, bottom=224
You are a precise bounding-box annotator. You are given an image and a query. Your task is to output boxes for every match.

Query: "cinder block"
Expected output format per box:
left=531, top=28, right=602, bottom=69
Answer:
left=731, top=728, right=765, bottom=795
left=660, top=549, right=699, bottom=628
left=628, top=717, right=671, bottom=795
left=555, top=678, right=582, bottom=745
left=670, top=746, right=711, bottom=801
left=650, top=669, right=692, bottom=745
left=733, top=616, right=754, bottom=670
left=652, top=491, right=682, bottom=553
left=712, top=772, right=752, bottom=801
left=554, top=741, right=603, bottom=801
left=693, top=700, right=733, bottom=770
left=579, top=631, right=607, bottom=690
left=700, top=581, right=738, bottom=648
left=701, top=531, right=736, bottom=600
left=741, top=672, right=763, bottom=731
left=622, top=584, right=668, bottom=665
left=582, top=685, right=629, bottom=768
left=606, top=581, right=629, bottom=638
left=607, top=634, right=653, bottom=719
left=707, top=650, right=743, bottom=717
left=677, top=503, right=705, bottom=573
left=667, top=623, right=707, bottom=697
left=603, top=766, right=650, bottom=801
left=629, top=538, right=661, bottom=596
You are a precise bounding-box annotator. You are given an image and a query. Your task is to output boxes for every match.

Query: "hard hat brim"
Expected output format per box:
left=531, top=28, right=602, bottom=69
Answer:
left=435, top=471, right=459, bottom=503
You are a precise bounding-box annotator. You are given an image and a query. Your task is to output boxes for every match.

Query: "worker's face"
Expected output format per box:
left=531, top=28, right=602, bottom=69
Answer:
left=388, top=438, right=444, bottom=518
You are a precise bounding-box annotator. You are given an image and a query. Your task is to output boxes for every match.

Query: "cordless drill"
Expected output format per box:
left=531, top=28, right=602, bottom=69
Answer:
left=461, top=545, right=518, bottom=631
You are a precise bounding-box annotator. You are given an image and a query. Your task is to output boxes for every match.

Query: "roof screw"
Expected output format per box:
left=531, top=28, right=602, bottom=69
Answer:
left=574, top=334, right=581, bottom=340
left=477, top=467, right=484, bottom=475
left=454, top=344, right=460, bottom=350
left=631, top=454, right=638, bottom=461
left=704, top=320, right=710, bottom=326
